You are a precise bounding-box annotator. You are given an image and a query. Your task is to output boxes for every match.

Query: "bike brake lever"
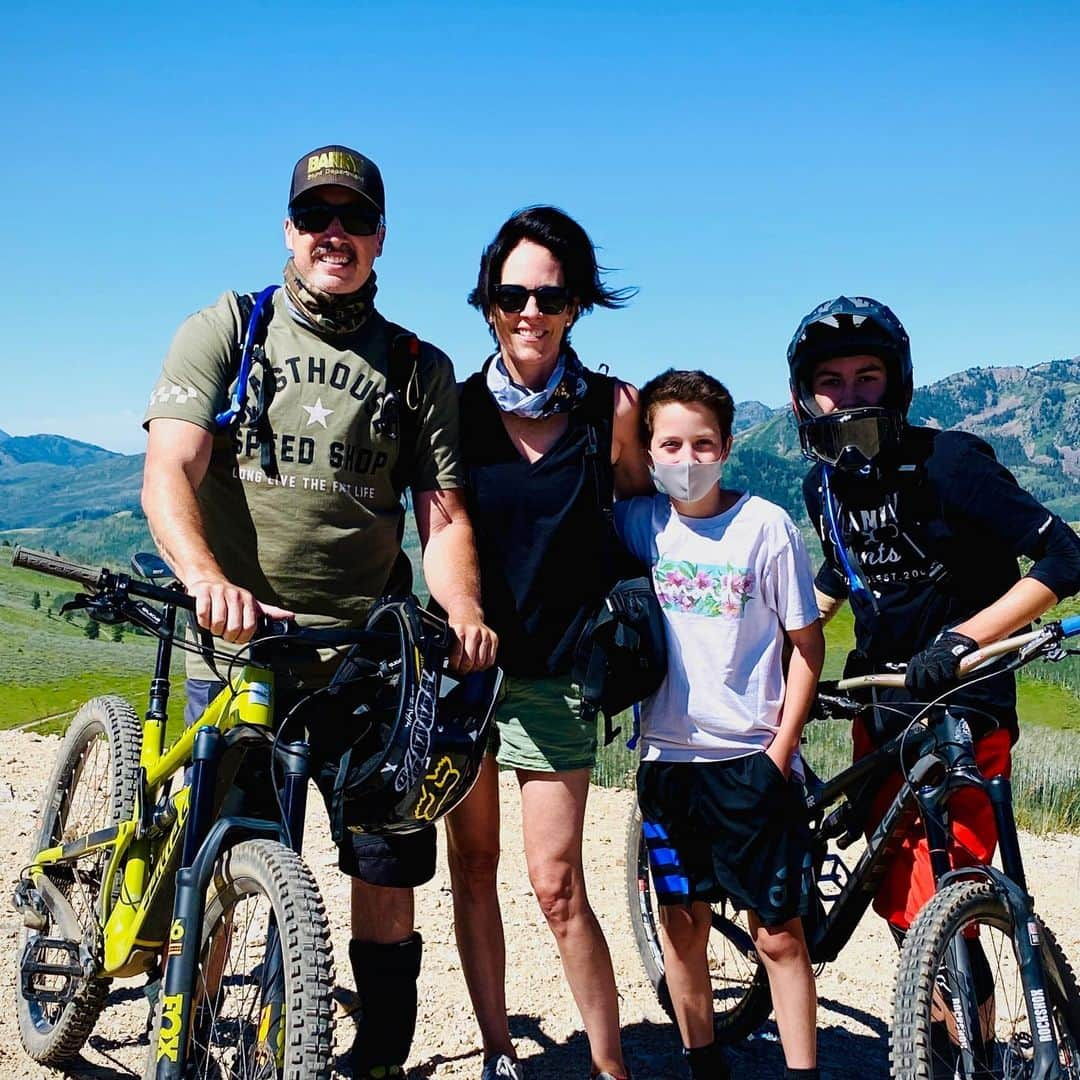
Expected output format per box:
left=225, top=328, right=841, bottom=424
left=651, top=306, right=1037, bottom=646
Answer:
left=58, top=594, right=92, bottom=616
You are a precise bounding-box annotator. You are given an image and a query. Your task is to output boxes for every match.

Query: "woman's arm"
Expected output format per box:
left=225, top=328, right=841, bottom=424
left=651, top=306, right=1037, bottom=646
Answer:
left=611, top=381, right=653, bottom=498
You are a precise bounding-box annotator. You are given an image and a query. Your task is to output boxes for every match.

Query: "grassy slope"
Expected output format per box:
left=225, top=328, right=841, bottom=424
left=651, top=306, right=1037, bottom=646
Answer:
left=0, top=517, right=427, bottom=735
left=0, top=559, right=187, bottom=734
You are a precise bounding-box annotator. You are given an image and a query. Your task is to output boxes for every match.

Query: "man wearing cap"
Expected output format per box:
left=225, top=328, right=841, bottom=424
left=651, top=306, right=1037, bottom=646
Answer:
left=142, top=144, right=497, bottom=1078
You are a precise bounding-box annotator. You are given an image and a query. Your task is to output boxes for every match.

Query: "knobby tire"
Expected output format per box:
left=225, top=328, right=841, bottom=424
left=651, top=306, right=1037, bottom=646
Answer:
left=17, top=694, right=142, bottom=1064
left=891, top=879, right=1080, bottom=1079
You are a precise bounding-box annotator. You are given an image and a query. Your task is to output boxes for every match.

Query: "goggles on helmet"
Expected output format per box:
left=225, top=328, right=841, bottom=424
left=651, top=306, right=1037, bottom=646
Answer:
left=797, top=406, right=904, bottom=472
left=787, top=297, right=913, bottom=470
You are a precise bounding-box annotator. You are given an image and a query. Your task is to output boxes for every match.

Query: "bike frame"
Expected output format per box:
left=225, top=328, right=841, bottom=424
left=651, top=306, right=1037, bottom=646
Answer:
left=28, top=660, right=284, bottom=974
left=22, top=589, right=310, bottom=1080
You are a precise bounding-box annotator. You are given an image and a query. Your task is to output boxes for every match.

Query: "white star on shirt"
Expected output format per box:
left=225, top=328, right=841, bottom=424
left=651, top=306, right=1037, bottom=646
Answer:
left=303, top=398, right=333, bottom=428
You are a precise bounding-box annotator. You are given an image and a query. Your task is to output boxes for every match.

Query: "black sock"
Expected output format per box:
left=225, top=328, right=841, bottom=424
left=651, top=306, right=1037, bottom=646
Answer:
left=785, top=1069, right=819, bottom=1079
left=683, top=1042, right=730, bottom=1079
left=348, top=933, right=423, bottom=1072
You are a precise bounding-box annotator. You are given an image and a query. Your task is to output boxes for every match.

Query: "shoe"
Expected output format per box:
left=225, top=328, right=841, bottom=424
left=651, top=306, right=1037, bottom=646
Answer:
left=483, top=1053, right=525, bottom=1079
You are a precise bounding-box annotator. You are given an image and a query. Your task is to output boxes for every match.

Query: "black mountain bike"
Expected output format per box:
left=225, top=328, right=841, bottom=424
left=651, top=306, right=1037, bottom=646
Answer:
left=10, top=547, right=416, bottom=1079
left=626, top=615, right=1080, bottom=1078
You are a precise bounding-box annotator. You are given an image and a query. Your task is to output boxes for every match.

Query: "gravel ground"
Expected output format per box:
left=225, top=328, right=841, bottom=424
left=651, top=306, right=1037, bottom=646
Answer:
left=0, top=728, right=1078, bottom=1079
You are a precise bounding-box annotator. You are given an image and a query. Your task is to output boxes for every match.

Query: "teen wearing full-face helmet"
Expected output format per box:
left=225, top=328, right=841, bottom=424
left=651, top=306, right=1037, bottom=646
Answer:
left=791, top=295, right=1080, bottom=1040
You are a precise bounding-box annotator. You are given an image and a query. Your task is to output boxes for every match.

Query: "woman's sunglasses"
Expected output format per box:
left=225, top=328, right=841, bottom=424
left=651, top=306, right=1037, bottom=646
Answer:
left=491, top=284, right=572, bottom=315
left=290, top=203, right=383, bottom=237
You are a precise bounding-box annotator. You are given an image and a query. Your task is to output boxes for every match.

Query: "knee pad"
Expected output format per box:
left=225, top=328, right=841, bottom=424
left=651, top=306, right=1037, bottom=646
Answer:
left=348, top=933, right=423, bottom=1071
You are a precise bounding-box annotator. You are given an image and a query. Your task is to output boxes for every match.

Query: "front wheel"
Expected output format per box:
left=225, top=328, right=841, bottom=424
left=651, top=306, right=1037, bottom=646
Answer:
left=624, top=803, right=773, bottom=1042
left=17, top=694, right=142, bottom=1064
left=145, top=839, right=335, bottom=1080
left=891, top=879, right=1080, bottom=1079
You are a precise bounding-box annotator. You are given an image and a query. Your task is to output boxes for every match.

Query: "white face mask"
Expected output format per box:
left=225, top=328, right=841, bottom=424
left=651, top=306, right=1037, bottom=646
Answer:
left=649, top=459, right=724, bottom=503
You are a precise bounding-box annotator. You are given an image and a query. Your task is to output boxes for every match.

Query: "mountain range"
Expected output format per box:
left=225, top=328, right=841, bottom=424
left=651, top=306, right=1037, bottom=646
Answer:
left=2, top=354, right=1078, bottom=555
left=726, top=354, right=1080, bottom=522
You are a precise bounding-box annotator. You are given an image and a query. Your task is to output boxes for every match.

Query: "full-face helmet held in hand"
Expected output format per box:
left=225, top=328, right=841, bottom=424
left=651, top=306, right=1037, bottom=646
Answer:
left=315, top=596, right=501, bottom=839
left=787, top=295, right=912, bottom=471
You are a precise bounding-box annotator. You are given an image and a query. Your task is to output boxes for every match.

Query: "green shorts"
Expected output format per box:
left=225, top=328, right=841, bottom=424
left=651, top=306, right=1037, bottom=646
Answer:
left=491, top=675, right=597, bottom=772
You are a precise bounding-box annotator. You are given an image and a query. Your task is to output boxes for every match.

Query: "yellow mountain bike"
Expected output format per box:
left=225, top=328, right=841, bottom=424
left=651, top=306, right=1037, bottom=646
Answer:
left=10, top=546, right=362, bottom=1079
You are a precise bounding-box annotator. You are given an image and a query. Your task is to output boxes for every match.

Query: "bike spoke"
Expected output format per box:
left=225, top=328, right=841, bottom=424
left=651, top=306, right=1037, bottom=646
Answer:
left=190, top=889, right=279, bottom=1080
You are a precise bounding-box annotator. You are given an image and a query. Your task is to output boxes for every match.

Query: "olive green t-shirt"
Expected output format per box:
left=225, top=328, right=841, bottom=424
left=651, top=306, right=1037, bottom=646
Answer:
left=144, top=289, right=462, bottom=677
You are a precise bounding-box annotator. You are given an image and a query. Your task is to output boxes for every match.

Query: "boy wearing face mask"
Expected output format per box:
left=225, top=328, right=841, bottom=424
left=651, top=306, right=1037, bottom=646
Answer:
left=615, top=369, right=825, bottom=1080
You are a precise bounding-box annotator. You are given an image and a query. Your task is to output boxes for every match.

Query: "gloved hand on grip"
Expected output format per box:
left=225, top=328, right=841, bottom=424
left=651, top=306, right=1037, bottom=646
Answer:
left=904, top=630, right=979, bottom=696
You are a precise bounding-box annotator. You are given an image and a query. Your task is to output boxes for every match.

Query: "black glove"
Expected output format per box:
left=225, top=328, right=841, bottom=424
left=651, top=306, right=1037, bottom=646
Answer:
left=904, top=631, right=979, bottom=696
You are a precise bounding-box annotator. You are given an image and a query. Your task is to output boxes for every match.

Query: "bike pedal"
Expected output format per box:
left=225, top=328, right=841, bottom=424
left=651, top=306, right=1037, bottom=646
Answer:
left=20, top=936, right=85, bottom=1004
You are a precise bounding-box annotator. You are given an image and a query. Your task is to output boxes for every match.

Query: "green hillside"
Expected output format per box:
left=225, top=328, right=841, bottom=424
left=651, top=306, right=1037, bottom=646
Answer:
left=0, top=514, right=427, bottom=736
left=0, top=557, right=184, bottom=735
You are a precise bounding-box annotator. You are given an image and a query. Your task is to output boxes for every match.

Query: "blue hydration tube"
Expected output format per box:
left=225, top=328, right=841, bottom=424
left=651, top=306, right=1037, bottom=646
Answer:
left=213, top=285, right=280, bottom=429
left=821, top=466, right=879, bottom=613
left=1061, top=615, right=1080, bottom=638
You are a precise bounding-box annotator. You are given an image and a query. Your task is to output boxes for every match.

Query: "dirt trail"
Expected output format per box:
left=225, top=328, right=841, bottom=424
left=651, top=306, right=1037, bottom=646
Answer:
left=1, top=728, right=1078, bottom=1079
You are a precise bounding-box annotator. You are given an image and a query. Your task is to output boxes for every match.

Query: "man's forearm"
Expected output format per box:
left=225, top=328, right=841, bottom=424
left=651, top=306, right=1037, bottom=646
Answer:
left=814, top=587, right=846, bottom=625
left=952, top=576, right=1059, bottom=647
left=422, top=518, right=484, bottom=617
left=143, top=469, right=224, bottom=586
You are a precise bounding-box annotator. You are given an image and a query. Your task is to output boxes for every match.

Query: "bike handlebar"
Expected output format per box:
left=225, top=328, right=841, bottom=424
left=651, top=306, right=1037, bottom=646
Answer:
left=13, top=545, right=197, bottom=610
left=10, top=546, right=388, bottom=651
left=838, top=616, right=1080, bottom=691
left=12, top=546, right=104, bottom=589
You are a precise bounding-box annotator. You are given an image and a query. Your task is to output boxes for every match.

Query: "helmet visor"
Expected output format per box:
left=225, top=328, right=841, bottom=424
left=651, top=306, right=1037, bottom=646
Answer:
left=798, top=408, right=903, bottom=470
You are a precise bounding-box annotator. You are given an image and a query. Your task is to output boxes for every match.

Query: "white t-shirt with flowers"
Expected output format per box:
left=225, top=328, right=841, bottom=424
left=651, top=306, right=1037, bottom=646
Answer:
left=615, top=492, right=819, bottom=763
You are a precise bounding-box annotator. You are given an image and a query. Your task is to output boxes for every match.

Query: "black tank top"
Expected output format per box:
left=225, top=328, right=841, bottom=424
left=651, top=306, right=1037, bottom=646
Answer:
left=460, top=367, right=637, bottom=677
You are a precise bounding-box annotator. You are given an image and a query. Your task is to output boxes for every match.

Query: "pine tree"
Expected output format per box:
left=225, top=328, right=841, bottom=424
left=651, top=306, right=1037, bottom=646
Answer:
left=85, top=620, right=100, bottom=640
left=31, top=591, right=41, bottom=611
left=111, top=624, right=123, bottom=643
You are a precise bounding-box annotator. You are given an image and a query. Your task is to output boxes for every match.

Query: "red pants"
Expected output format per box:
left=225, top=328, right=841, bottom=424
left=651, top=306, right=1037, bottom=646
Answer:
left=851, top=720, right=1013, bottom=932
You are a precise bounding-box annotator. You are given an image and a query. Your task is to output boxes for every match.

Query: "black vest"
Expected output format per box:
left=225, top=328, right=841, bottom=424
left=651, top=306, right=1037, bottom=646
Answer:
left=460, top=369, right=636, bottom=677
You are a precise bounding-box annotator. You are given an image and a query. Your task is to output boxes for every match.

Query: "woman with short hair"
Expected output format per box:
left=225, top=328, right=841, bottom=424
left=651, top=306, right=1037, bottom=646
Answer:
left=446, top=206, right=651, bottom=1080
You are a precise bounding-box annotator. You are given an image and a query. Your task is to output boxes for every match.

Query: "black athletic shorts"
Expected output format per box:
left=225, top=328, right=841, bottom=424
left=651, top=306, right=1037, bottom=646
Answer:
left=637, top=753, right=815, bottom=926
left=184, top=679, right=436, bottom=888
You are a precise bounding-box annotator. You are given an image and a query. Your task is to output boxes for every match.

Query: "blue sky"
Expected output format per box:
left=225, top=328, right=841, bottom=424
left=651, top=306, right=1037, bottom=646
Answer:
left=3, top=2, right=1078, bottom=453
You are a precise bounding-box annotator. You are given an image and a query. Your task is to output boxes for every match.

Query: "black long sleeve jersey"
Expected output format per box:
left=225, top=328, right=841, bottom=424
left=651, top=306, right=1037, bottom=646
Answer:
left=804, top=426, right=1080, bottom=735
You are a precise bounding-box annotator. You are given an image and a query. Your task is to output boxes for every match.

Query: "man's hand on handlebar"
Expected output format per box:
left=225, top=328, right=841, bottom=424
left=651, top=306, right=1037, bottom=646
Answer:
left=186, top=573, right=294, bottom=644
left=904, top=630, right=980, bottom=696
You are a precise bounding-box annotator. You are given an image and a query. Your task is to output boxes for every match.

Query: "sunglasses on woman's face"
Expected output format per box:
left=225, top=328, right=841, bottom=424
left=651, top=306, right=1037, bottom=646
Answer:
left=289, top=202, right=383, bottom=236
left=491, top=284, right=572, bottom=315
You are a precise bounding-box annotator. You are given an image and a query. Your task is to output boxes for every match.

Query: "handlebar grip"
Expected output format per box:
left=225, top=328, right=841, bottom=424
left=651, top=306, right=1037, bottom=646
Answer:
left=838, top=673, right=906, bottom=690
left=11, top=546, right=104, bottom=588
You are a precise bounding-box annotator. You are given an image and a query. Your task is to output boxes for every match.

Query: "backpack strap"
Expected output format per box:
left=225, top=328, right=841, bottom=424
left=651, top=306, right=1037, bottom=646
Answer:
left=380, top=321, right=424, bottom=499
left=579, top=371, right=617, bottom=521
left=217, top=285, right=279, bottom=476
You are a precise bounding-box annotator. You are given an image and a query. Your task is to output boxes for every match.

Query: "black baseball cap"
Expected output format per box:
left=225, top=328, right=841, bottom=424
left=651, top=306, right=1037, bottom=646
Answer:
left=289, top=145, right=385, bottom=215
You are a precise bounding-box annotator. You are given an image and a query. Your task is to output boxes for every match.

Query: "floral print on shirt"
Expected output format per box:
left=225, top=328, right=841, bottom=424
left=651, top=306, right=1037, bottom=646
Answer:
left=653, top=558, right=755, bottom=618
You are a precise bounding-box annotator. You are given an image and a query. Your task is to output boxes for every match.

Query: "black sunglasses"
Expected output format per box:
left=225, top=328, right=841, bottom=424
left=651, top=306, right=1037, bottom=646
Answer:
left=290, top=202, right=383, bottom=236
left=491, top=284, right=572, bottom=315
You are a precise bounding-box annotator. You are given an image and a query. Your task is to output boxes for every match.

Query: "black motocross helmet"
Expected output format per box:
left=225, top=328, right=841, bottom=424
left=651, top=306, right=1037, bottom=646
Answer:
left=318, top=597, right=501, bottom=839
left=787, top=296, right=912, bottom=471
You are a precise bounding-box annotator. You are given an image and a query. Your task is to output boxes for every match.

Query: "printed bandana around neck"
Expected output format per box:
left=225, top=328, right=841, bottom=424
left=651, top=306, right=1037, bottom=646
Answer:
left=485, top=347, right=589, bottom=418
left=283, top=258, right=377, bottom=336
